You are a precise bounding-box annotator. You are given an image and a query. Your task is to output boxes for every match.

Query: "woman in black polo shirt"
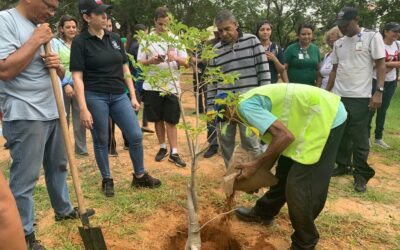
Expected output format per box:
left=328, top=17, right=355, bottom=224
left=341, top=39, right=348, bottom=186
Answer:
left=70, top=0, right=161, bottom=197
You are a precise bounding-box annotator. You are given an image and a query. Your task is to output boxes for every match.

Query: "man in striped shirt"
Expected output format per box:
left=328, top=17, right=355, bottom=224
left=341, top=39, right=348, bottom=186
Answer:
left=207, top=10, right=271, bottom=167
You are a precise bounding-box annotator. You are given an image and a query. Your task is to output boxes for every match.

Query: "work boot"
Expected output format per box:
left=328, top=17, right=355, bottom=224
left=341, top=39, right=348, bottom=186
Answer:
left=235, top=207, right=274, bottom=226
left=131, top=172, right=161, bottom=188
left=25, top=232, right=46, bottom=250
left=155, top=148, right=168, bottom=161
left=354, top=176, right=367, bottom=193
left=332, top=165, right=353, bottom=176
left=203, top=145, right=218, bottom=158
left=102, top=178, right=114, bottom=197
left=169, top=152, right=186, bottom=167
left=55, top=207, right=95, bottom=222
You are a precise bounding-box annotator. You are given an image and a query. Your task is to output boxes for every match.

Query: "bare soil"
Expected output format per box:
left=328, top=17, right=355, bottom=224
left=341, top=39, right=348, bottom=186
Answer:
left=1, top=79, right=399, bottom=249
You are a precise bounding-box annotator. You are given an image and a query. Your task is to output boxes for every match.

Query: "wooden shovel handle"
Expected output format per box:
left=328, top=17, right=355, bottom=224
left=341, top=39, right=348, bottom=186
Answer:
left=44, top=43, right=88, bottom=219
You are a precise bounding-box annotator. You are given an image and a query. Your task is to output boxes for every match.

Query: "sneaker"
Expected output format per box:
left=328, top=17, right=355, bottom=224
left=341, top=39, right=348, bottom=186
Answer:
left=155, top=148, right=168, bottom=162
left=374, top=139, right=390, bottom=149
left=131, top=172, right=161, bottom=188
left=203, top=145, right=218, bottom=158
left=123, top=145, right=129, bottom=150
left=55, top=207, right=95, bottom=222
left=235, top=207, right=274, bottom=226
left=354, top=176, right=367, bottom=193
left=102, top=178, right=114, bottom=197
left=25, top=232, right=46, bottom=250
left=332, top=165, right=353, bottom=176
left=169, top=153, right=186, bottom=167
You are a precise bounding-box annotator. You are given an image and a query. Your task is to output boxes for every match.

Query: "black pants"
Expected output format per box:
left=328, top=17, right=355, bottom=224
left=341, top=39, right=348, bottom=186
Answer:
left=253, top=123, right=345, bottom=250
left=368, top=79, right=397, bottom=140
left=337, top=98, right=375, bottom=181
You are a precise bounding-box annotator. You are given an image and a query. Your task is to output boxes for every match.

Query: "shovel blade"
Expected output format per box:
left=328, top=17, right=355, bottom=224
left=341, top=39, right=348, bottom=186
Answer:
left=79, top=226, right=107, bottom=250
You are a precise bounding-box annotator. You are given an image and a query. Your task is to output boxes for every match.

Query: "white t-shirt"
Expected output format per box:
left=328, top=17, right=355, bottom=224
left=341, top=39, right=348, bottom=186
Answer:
left=137, top=33, right=187, bottom=94
left=373, top=41, right=399, bottom=82
left=332, top=29, right=385, bottom=97
left=319, top=52, right=333, bottom=89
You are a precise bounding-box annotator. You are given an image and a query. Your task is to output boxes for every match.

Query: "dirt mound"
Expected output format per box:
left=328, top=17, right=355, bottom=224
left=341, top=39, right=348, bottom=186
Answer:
left=166, top=220, right=276, bottom=250
left=167, top=222, right=240, bottom=250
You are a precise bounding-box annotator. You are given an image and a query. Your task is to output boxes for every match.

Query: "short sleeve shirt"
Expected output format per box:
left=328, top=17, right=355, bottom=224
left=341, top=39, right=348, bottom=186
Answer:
left=0, top=8, right=61, bottom=121
left=372, top=41, right=399, bottom=82
left=284, top=43, right=321, bottom=85
left=332, top=29, right=385, bottom=97
left=70, top=30, right=128, bottom=94
left=137, top=33, right=188, bottom=94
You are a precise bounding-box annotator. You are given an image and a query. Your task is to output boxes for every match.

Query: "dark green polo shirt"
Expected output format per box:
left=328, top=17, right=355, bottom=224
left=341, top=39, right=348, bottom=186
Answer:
left=284, top=42, right=321, bottom=85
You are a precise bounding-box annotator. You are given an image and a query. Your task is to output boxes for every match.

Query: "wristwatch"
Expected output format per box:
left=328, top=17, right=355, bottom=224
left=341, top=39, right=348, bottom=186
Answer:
left=377, top=87, right=384, bottom=93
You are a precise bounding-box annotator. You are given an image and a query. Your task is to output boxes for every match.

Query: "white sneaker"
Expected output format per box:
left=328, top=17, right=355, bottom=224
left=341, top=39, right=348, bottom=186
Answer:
left=374, top=139, right=390, bottom=149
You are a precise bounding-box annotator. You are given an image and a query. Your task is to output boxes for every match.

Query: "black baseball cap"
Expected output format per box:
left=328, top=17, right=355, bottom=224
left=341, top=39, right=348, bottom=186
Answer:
left=79, top=0, right=112, bottom=15
left=384, top=22, right=400, bottom=31
left=335, top=7, right=358, bottom=26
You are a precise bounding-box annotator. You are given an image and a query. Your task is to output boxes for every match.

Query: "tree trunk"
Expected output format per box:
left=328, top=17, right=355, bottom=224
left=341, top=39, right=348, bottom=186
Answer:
left=185, top=184, right=201, bottom=250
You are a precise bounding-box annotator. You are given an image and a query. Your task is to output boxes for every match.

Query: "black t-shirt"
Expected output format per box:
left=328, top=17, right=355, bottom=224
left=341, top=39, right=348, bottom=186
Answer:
left=70, top=29, right=128, bottom=94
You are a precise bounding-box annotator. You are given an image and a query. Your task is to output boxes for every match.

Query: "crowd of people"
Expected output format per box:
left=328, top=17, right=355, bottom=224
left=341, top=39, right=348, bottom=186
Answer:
left=0, top=0, right=398, bottom=249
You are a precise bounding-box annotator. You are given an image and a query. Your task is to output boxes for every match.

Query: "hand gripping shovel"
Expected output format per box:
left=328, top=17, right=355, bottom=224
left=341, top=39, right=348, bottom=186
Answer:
left=44, top=43, right=107, bottom=250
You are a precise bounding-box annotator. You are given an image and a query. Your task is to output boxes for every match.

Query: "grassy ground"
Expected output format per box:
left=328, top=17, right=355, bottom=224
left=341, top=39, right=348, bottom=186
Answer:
left=1, top=87, right=399, bottom=249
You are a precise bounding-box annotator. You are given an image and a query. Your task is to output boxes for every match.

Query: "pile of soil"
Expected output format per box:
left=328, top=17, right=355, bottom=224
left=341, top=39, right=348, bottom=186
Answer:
left=166, top=223, right=241, bottom=250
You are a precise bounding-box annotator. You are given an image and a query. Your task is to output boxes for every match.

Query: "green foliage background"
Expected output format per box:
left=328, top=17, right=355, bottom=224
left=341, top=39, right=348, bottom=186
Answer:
left=1, top=0, right=398, bottom=47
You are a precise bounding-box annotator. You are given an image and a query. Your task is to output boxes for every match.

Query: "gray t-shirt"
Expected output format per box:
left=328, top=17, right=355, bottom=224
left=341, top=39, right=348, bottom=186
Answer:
left=0, top=8, right=60, bottom=121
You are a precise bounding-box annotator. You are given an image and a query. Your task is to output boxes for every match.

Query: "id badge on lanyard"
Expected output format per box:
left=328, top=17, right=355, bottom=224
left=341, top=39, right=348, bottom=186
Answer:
left=355, top=33, right=363, bottom=51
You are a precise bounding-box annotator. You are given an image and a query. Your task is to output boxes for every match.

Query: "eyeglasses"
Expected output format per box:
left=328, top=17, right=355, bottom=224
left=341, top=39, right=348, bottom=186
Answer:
left=42, top=0, right=58, bottom=14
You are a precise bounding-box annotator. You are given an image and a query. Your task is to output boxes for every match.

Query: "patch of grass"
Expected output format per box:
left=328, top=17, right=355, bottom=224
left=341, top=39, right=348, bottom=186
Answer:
left=317, top=212, right=397, bottom=248
left=328, top=176, right=399, bottom=205
left=370, top=87, right=400, bottom=165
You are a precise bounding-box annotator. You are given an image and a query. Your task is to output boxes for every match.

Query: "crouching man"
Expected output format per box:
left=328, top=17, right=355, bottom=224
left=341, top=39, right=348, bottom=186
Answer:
left=217, top=83, right=347, bottom=250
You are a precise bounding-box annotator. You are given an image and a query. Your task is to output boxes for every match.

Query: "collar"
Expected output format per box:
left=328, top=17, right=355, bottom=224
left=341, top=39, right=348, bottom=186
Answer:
left=82, top=29, right=111, bottom=40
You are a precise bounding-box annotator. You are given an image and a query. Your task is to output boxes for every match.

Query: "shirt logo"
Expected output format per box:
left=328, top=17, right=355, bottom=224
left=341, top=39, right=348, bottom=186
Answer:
left=111, top=40, right=120, bottom=50
left=95, top=0, right=104, bottom=4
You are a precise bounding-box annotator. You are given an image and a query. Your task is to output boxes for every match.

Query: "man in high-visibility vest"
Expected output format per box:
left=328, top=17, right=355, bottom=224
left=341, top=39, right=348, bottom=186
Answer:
left=216, top=83, right=347, bottom=250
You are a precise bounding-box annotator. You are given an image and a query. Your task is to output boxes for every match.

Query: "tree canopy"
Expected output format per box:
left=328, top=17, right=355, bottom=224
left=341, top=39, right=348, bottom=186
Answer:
left=0, top=0, right=397, bottom=47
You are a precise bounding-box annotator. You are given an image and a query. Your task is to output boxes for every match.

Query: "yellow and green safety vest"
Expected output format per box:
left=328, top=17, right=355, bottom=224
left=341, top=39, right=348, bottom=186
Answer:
left=237, top=83, right=341, bottom=165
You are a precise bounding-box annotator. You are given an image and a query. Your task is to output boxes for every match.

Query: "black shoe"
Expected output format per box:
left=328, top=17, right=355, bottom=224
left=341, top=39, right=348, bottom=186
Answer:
left=55, top=207, right=95, bottom=222
left=131, top=172, right=162, bottom=188
left=332, top=165, right=353, bottom=176
left=102, top=178, right=115, bottom=197
left=354, top=176, right=367, bottom=193
left=169, top=153, right=186, bottom=167
left=155, top=148, right=168, bottom=162
left=203, top=146, right=218, bottom=158
left=26, top=232, right=46, bottom=250
left=235, top=207, right=274, bottom=226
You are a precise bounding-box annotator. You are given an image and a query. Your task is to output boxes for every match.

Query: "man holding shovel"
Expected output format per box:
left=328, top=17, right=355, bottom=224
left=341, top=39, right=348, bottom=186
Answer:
left=217, top=84, right=347, bottom=250
left=0, top=0, right=90, bottom=249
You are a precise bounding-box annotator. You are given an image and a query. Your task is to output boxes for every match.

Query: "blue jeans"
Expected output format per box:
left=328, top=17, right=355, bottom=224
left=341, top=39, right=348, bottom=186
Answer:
left=85, top=91, right=145, bottom=178
left=217, top=122, right=262, bottom=167
left=3, top=120, right=73, bottom=235
left=368, top=79, right=397, bottom=140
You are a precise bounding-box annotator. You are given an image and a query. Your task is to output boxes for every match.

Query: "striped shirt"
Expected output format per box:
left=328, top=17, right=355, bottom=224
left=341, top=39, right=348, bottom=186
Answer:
left=206, top=32, right=271, bottom=109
